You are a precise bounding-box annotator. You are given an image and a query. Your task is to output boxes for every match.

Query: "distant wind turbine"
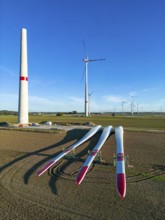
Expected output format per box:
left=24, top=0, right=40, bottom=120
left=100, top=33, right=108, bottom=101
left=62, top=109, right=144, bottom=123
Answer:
left=89, top=91, right=94, bottom=116
left=130, top=95, right=137, bottom=115
left=83, top=41, right=105, bottom=117
left=122, top=100, right=127, bottom=115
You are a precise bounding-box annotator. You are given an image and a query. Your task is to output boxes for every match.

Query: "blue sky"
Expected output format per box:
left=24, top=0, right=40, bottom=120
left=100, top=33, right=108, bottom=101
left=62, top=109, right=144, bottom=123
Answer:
left=0, top=0, right=165, bottom=113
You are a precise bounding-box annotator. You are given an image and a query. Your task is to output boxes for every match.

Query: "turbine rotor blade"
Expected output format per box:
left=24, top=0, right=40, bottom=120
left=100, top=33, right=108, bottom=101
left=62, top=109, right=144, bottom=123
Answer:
left=83, top=40, right=88, bottom=59
left=80, top=66, right=86, bottom=83
left=88, top=58, right=106, bottom=62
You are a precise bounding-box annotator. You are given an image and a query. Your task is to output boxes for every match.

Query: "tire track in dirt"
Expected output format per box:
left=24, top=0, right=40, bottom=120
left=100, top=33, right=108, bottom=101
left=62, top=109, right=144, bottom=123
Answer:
left=1, top=150, right=113, bottom=219
left=126, top=165, right=165, bottom=183
left=49, top=157, right=165, bottom=185
left=50, top=159, right=116, bottom=184
left=1, top=130, right=165, bottom=220
left=2, top=149, right=163, bottom=219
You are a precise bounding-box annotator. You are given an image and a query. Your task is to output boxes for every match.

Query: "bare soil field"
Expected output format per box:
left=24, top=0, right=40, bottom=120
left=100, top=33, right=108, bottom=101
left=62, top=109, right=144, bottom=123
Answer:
left=0, top=128, right=165, bottom=220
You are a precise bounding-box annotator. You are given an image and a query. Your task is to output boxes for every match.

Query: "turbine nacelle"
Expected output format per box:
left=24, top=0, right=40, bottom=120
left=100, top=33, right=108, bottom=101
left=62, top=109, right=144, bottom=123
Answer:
left=83, top=58, right=88, bottom=63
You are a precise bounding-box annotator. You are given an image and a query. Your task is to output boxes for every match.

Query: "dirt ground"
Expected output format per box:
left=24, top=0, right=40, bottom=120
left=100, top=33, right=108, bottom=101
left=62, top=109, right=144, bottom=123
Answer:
left=0, top=128, right=165, bottom=220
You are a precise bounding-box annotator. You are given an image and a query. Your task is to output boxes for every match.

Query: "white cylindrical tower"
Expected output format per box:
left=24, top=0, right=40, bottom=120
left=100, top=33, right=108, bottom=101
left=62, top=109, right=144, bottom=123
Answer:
left=18, top=28, right=29, bottom=124
left=85, top=61, right=89, bottom=117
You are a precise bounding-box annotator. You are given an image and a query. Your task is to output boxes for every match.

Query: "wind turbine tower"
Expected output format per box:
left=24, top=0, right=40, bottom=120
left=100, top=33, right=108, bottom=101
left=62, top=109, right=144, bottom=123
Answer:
left=18, top=28, right=29, bottom=125
left=130, top=95, right=136, bottom=115
left=88, top=91, right=94, bottom=116
left=122, top=100, right=127, bottom=115
left=83, top=41, right=105, bottom=117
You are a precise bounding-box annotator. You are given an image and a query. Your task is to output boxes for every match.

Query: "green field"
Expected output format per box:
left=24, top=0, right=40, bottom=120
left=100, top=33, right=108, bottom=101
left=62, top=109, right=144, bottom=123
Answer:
left=1, top=114, right=165, bottom=130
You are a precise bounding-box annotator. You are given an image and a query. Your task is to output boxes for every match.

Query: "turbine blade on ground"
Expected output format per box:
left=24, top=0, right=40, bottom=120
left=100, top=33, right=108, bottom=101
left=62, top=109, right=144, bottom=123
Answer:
left=115, top=126, right=126, bottom=200
left=37, top=125, right=102, bottom=177
left=76, top=126, right=113, bottom=185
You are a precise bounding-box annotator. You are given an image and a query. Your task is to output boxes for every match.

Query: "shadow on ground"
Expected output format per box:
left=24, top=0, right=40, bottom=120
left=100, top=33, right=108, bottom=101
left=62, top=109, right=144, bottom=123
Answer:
left=48, top=131, right=114, bottom=195
left=0, top=129, right=86, bottom=179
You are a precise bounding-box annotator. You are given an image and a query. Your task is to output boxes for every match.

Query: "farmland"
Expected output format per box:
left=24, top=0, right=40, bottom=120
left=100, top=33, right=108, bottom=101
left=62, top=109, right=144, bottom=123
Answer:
left=0, top=114, right=165, bottom=219
left=1, top=113, right=165, bottom=130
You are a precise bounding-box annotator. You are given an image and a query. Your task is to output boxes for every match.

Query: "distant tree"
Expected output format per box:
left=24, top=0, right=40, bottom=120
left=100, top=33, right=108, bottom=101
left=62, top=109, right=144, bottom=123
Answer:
left=56, top=112, right=63, bottom=116
left=112, top=113, right=115, bottom=117
left=72, top=111, right=77, bottom=114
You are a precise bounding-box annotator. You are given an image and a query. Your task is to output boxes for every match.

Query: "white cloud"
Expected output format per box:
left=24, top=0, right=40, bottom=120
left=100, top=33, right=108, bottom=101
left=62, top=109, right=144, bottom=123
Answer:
left=29, top=79, right=57, bottom=87
left=0, top=94, right=18, bottom=110
left=0, top=93, right=84, bottom=112
left=0, top=66, right=16, bottom=77
left=29, top=96, right=65, bottom=111
left=139, top=99, right=165, bottom=111
left=68, top=96, right=83, bottom=103
left=129, top=91, right=137, bottom=97
left=142, top=87, right=157, bottom=93
left=29, top=96, right=61, bottom=105
left=29, top=95, right=85, bottom=112
left=1, top=90, right=165, bottom=112
left=102, top=95, right=122, bottom=103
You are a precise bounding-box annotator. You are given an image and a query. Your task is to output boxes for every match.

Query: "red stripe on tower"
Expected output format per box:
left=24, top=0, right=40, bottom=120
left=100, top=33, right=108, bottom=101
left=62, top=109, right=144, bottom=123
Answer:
left=20, top=76, right=28, bottom=81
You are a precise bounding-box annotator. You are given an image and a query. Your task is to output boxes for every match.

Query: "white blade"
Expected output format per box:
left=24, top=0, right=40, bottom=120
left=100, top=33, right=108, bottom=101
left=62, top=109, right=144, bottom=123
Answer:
left=76, top=126, right=113, bottom=185
left=115, top=126, right=126, bottom=199
left=37, top=125, right=102, bottom=177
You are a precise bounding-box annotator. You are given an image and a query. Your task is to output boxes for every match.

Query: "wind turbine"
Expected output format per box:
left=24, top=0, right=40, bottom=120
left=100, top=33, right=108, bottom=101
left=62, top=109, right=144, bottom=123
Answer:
left=130, top=95, right=136, bottom=115
left=122, top=100, right=127, bottom=115
left=83, top=41, right=105, bottom=117
left=88, top=90, right=94, bottom=116
left=137, top=103, right=140, bottom=114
